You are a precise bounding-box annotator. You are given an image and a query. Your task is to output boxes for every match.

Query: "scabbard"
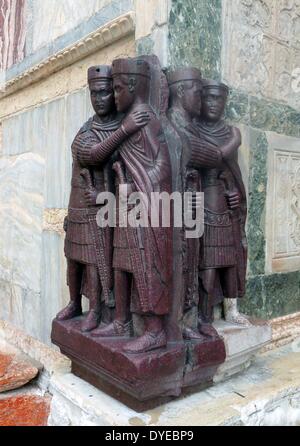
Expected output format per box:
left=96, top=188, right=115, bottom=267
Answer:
left=87, top=210, right=114, bottom=307
left=114, top=163, right=149, bottom=313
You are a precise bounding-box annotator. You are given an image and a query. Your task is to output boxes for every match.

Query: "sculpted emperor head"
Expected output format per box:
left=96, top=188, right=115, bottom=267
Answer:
left=88, top=65, right=116, bottom=118
left=167, top=67, right=202, bottom=120
left=201, top=80, right=229, bottom=123
left=112, top=58, right=151, bottom=112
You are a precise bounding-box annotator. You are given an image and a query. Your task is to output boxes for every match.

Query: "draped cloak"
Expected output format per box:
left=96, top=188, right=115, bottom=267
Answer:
left=113, top=106, right=172, bottom=315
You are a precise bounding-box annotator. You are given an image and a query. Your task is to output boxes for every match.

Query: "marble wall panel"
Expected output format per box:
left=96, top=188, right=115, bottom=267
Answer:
left=290, top=48, right=300, bottom=111
left=168, top=0, right=222, bottom=78
left=22, top=285, right=42, bottom=340
left=0, top=280, right=42, bottom=340
left=0, top=0, right=26, bottom=71
left=44, top=98, right=66, bottom=209
left=0, top=153, right=45, bottom=293
left=41, top=231, right=68, bottom=345
left=135, top=0, right=169, bottom=40
left=2, top=104, right=48, bottom=156
left=0, top=281, right=23, bottom=331
left=0, top=122, right=2, bottom=155
left=0, top=280, right=12, bottom=322
left=222, top=0, right=300, bottom=111
left=30, top=0, right=125, bottom=52
left=1, top=114, right=19, bottom=155
left=64, top=88, right=89, bottom=207
left=265, top=131, right=300, bottom=273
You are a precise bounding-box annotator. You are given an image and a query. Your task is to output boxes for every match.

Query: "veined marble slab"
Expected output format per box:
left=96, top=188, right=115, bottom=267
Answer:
left=30, top=0, right=127, bottom=52
left=265, top=131, right=300, bottom=273
left=0, top=153, right=45, bottom=293
left=41, top=231, right=69, bottom=345
left=0, top=0, right=26, bottom=71
left=222, top=0, right=300, bottom=112
left=213, top=319, right=272, bottom=383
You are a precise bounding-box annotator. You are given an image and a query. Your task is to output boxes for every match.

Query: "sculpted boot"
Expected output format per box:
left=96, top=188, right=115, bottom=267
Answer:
left=122, top=316, right=167, bottom=354
left=81, top=309, right=101, bottom=332
left=182, top=327, right=206, bottom=341
left=56, top=299, right=82, bottom=321
left=81, top=292, right=101, bottom=332
left=91, top=319, right=132, bottom=337
left=198, top=321, right=219, bottom=338
left=57, top=260, right=83, bottom=321
left=123, top=331, right=167, bottom=354
left=197, top=289, right=219, bottom=338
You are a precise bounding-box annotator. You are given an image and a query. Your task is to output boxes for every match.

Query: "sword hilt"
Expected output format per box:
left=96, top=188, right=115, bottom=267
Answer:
left=80, top=168, right=93, bottom=189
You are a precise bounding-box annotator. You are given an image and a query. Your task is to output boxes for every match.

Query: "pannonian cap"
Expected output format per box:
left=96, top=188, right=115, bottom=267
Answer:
left=202, top=79, right=229, bottom=94
left=112, top=58, right=151, bottom=78
left=88, top=65, right=112, bottom=82
left=166, top=67, right=202, bottom=86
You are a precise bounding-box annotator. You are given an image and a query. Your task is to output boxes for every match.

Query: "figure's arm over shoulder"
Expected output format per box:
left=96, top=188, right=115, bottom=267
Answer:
left=187, top=133, right=222, bottom=169
left=76, top=126, right=128, bottom=166
left=77, top=110, right=151, bottom=166
left=219, top=126, right=241, bottom=160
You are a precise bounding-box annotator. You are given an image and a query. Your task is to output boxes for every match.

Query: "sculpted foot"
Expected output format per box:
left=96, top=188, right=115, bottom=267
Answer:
left=123, top=330, right=167, bottom=354
left=91, top=320, right=132, bottom=338
left=183, top=327, right=207, bottom=342
left=224, top=298, right=252, bottom=327
left=81, top=310, right=101, bottom=333
left=225, top=312, right=252, bottom=327
left=198, top=322, right=219, bottom=339
left=56, top=301, right=82, bottom=321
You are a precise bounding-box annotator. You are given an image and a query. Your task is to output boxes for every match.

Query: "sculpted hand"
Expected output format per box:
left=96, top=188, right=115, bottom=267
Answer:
left=84, top=188, right=98, bottom=206
left=122, top=110, right=151, bottom=135
left=226, top=190, right=241, bottom=210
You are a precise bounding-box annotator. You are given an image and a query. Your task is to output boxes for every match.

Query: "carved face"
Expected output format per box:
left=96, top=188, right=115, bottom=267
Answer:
left=182, top=80, right=202, bottom=118
left=201, top=87, right=227, bottom=122
left=113, top=75, right=135, bottom=113
left=89, top=80, right=115, bottom=116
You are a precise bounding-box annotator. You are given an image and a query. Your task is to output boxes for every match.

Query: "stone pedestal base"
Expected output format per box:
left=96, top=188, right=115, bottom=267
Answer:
left=213, top=319, right=272, bottom=383
left=51, top=317, right=226, bottom=411
left=47, top=342, right=300, bottom=426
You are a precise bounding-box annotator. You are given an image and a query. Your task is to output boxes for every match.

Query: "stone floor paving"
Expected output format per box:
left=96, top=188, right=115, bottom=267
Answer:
left=0, top=351, right=50, bottom=426
left=0, top=353, right=39, bottom=393
left=0, top=394, right=51, bottom=426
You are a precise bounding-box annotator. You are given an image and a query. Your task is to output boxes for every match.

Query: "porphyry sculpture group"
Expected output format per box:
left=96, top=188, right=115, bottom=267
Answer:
left=51, top=56, right=250, bottom=409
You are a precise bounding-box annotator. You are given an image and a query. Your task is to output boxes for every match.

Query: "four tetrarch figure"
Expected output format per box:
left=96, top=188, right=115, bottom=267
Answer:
left=52, top=55, right=249, bottom=404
